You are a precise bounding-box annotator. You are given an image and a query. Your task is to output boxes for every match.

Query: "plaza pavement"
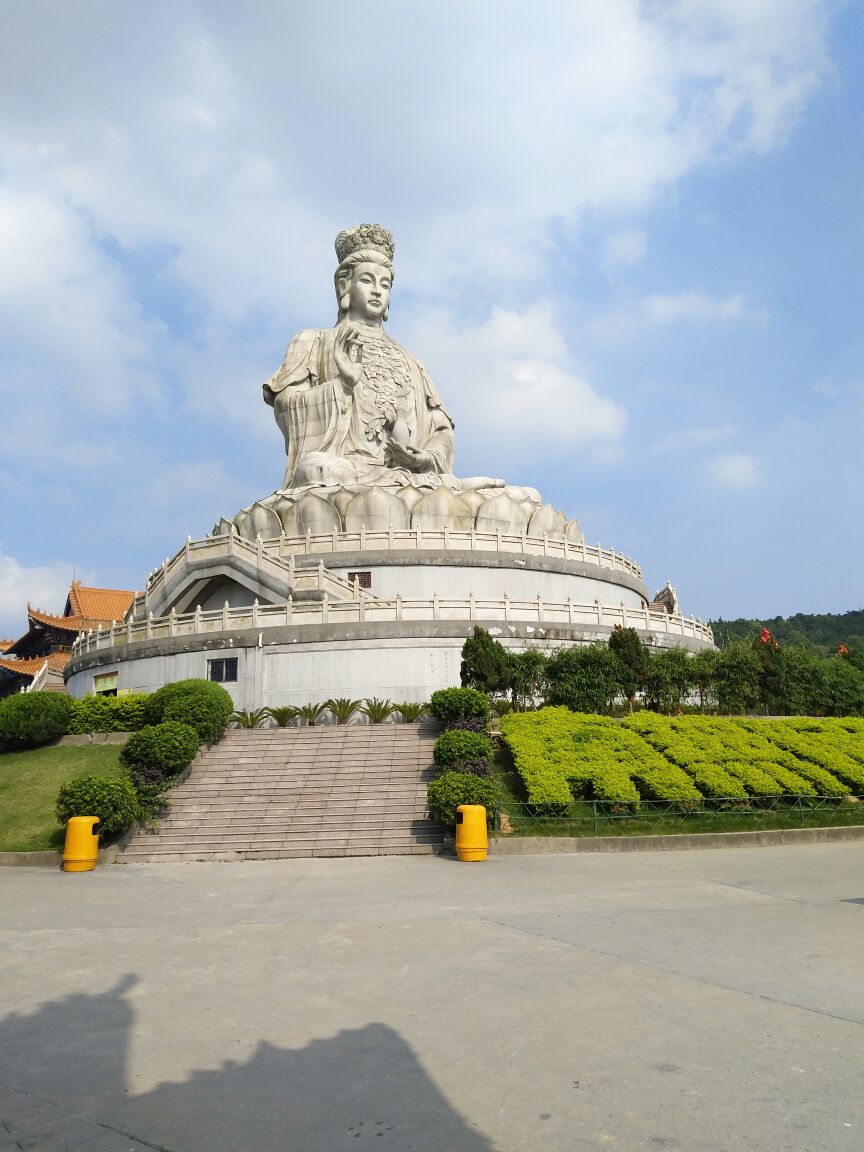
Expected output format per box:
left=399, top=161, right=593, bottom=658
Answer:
left=1, top=843, right=863, bottom=1151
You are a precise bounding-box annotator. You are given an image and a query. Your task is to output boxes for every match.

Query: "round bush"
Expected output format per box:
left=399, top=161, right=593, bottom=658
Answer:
left=427, top=770, right=496, bottom=826
left=433, top=729, right=493, bottom=770
left=444, top=715, right=488, bottom=734
left=429, top=687, right=491, bottom=726
left=0, top=692, right=72, bottom=746
left=120, top=721, right=200, bottom=777
left=144, top=679, right=232, bottom=744
left=56, top=775, right=140, bottom=839
left=67, top=693, right=149, bottom=734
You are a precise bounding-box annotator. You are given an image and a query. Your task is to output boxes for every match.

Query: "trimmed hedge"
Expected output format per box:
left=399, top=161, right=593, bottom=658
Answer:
left=427, top=770, right=496, bottom=826
left=500, top=709, right=859, bottom=808
left=0, top=692, right=72, bottom=746
left=429, top=687, right=491, bottom=726
left=120, top=722, right=200, bottom=777
left=56, top=774, right=140, bottom=840
left=433, top=729, right=493, bottom=770
left=67, top=693, right=149, bottom=734
left=143, top=679, right=232, bottom=745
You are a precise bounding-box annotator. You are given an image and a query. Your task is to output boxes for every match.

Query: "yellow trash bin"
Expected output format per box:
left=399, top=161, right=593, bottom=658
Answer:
left=455, top=804, right=488, bottom=862
left=63, top=816, right=100, bottom=872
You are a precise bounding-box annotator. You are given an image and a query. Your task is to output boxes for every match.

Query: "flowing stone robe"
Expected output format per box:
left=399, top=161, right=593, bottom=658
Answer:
left=264, top=325, right=455, bottom=489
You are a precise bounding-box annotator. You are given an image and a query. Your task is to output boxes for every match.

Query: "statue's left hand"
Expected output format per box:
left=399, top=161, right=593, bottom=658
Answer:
left=386, top=442, right=435, bottom=472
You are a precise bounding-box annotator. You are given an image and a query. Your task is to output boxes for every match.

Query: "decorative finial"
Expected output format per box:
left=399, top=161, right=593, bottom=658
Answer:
left=335, top=223, right=395, bottom=264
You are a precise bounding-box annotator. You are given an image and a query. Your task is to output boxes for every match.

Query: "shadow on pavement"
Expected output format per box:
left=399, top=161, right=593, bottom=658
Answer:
left=0, top=976, right=494, bottom=1151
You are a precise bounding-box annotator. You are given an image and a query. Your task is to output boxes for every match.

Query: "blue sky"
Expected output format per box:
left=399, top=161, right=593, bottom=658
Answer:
left=1, top=0, right=862, bottom=637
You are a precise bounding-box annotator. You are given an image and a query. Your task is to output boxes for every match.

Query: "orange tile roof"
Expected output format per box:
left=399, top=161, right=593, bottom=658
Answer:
left=0, top=652, right=69, bottom=677
left=27, top=607, right=87, bottom=632
left=0, top=639, right=14, bottom=653
left=68, top=582, right=134, bottom=623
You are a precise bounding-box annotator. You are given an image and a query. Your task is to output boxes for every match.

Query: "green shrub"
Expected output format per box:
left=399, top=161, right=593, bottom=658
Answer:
left=120, top=722, right=200, bottom=777
left=429, top=687, right=491, bottom=726
left=543, top=644, right=621, bottom=713
left=66, top=693, right=149, bottom=734
left=0, top=692, right=72, bottom=746
left=144, top=679, right=232, bottom=744
left=56, top=774, right=140, bottom=840
left=427, top=770, right=496, bottom=826
left=433, top=729, right=493, bottom=770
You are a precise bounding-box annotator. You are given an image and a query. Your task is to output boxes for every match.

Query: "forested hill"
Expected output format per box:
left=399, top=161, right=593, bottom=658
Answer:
left=709, top=609, right=864, bottom=654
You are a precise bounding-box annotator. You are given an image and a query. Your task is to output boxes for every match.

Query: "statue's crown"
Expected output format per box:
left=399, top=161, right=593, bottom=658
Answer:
left=335, top=223, right=395, bottom=265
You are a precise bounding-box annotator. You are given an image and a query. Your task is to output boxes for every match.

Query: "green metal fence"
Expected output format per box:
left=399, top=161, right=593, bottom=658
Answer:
left=493, top=796, right=864, bottom=837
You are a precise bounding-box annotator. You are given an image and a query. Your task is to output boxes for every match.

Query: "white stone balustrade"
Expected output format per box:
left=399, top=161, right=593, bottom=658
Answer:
left=75, top=594, right=712, bottom=659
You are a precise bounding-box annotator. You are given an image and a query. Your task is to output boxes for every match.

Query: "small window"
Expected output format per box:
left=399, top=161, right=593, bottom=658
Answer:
left=94, top=672, right=118, bottom=697
left=208, top=657, right=238, bottom=683
left=348, top=570, right=372, bottom=590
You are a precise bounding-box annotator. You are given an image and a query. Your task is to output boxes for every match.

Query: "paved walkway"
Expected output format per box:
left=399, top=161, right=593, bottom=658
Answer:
left=1, top=844, right=863, bottom=1151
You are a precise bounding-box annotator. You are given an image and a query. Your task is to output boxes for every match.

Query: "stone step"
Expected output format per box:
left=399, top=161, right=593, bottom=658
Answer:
left=120, top=724, right=444, bottom=861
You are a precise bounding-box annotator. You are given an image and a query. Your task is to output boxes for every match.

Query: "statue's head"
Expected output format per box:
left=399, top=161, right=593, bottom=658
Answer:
left=334, top=224, right=395, bottom=323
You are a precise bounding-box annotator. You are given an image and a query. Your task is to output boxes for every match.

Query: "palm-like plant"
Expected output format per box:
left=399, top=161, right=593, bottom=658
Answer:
left=230, top=708, right=270, bottom=729
left=394, top=702, right=429, bottom=723
left=361, top=697, right=395, bottom=724
left=295, top=702, right=330, bottom=726
left=326, top=697, right=364, bottom=725
left=265, top=705, right=299, bottom=728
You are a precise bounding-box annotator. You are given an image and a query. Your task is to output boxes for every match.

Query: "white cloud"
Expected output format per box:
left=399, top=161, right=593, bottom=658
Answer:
left=400, top=305, right=627, bottom=476
left=0, top=547, right=90, bottom=638
left=706, top=452, right=762, bottom=488
left=642, top=291, right=749, bottom=324
left=685, top=423, right=738, bottom=443
left=603, top=229, right=648, bottom=267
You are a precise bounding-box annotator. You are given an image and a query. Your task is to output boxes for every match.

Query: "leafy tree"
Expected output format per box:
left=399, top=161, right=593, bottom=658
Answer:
left=509, top=649, right=548, bottom=711
left=460, top=627, right=511, bottom=695
left=608, top=626, right=648, bottom=711
left=645, top=647, right=693, bottom=714
left=543, top=644, right=621, bottom=714
left=821, top=659, right=864, bottom=717
left=690, top=648, right=719, bottom=712
left=778, top=647, right=826, bottom=716
left=713, top=643, right=762, bottom=714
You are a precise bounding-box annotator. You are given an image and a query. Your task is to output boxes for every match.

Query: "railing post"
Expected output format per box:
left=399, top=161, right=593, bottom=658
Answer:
left=286, top=595, right=293, bottom=624
left=222, top=601, right=229, bottom=630
left=567, top=596, right=574, bottom=624
left=433, top=591, right=440, bottom=621
left=359, top=591, right=365, bottom=622
left=415, top=525, right=422, bottom=550
left=620, top=602, right=627, bottom=628
left=468, top=592, right=475, bottom=620
left=252, top=599, right=259, bottom=628
left=496, top=527, right=501, bottom=553
left=317, top=559, right=324, bottom=590
left=536, top=593, right=544, bottom=620
left=396, top=593, right=402, bottom=621
left=194, top=604, right=202, bottom=634
left=443, top=523, right=450, bottom=549
left=353, top=574, right=360, bottom=600
left=256, top=533, right=263, bottom=564
left=321, top=592, right=329, bottom=623
left=504, top=592, right=510, bottom=621
left=332, top=526, right=338, bottom=551
left=595, top=598, right=602, bottom=625
left=146, top=614, right=153, bottom=640
left=360, top=523, right=366, bottom=551
left=543, top=533, right=548, bottom=556
left=288, top=553, right=295, bottom=583
left=388, top=524, right=394, bottom=550
left=169, top=608, right=176, bottom=637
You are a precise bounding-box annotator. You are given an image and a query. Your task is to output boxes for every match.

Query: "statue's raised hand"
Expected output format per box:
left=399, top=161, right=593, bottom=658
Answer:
left=334, top=325, right=363, bottom=389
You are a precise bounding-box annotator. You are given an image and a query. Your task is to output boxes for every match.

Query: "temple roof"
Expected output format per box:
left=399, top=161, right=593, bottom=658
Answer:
left=0, top=651, right=70, bottom=677
left=66, top=582, right=134, bottom=623
left=0, top=639, right=14, bottom=653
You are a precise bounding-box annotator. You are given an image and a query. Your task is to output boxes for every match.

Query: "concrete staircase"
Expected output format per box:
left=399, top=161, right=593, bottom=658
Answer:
left=119, top=723, right=447, bottom=862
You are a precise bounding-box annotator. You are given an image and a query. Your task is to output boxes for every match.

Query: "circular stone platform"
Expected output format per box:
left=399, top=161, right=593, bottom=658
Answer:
left=65, top=527, right=714, bottom=706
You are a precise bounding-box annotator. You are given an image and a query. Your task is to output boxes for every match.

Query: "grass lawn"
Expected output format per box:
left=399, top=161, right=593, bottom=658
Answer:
left=0, top=745, right=126, bottom=852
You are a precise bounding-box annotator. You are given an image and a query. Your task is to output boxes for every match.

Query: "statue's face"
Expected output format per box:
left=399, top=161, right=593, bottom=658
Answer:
left=346, top=261, right=392, bottom=322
